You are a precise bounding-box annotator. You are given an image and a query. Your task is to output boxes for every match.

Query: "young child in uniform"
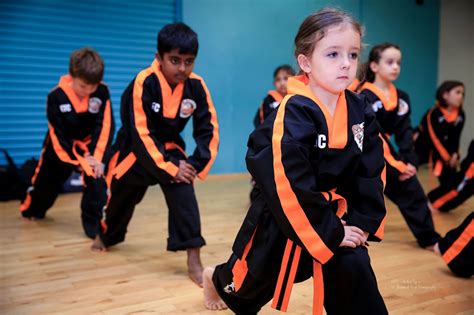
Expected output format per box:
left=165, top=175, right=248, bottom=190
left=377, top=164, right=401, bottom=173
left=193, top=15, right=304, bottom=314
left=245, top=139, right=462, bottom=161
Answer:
left=429, top=140, right=473, bottom=212
left=414, top=81, right=465, bottom=189
left=251, top=65, right=295, bottom=201
left=358, top=43, right=441, bottom=249
left=253, top=65, right=295, bottom=128
left=91, top=23, right=219, bottom=287
left=20, top=47, right=114, bottom=239
left=203, top=8, right=388, bottom=314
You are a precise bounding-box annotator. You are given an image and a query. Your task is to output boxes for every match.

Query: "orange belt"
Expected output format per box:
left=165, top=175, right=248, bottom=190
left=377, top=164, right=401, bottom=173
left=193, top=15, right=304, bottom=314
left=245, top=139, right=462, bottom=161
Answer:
left=71, top=138, right=94, bottom=178
left=109, top=142, right=185, bottom=181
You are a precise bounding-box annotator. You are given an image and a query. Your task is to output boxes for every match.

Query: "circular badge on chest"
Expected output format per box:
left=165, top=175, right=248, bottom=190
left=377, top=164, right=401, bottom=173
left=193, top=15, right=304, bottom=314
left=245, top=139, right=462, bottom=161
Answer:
left=88, top=97, right=102, bottom=114
left=180, top=99, right=197, bottom=118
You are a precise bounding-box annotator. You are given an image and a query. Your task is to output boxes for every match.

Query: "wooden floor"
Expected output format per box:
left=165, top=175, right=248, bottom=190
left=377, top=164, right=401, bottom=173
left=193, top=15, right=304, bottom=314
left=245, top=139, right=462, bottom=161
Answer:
left=1, top=169, right=473, bottom=314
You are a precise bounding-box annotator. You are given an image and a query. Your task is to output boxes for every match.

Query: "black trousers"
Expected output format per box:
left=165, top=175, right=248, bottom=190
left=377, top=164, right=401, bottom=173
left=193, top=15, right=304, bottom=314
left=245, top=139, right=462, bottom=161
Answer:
left=213, top=246, right=387, bottom=315
left=428, top=175, right=473, bottom=212
left=384, top=165, right=440, bottom=247
left=98, top=170, right=206, bottom=251
left=20, top=142, right=107, bottom=239
left=438, top=212, right=474, bottom=278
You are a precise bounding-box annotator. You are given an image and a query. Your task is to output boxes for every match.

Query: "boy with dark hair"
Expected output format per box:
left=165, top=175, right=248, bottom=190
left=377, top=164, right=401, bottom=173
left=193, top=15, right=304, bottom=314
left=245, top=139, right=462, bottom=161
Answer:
left=91, top=22, right=219, bottom=287
left=20, top=47, right=114, bottom=239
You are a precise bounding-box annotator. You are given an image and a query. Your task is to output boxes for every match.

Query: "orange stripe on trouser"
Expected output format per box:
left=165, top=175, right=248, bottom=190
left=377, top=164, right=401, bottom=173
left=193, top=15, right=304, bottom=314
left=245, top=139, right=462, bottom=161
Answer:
left=433, top=190, right=458, bottom=209
left=20, top=138, right=49, bottom=212
left=442, top=220, right=474, bottom=264
left=231, top=229, right=257, bottom=291
left=271, top=193, right=347, bottom=314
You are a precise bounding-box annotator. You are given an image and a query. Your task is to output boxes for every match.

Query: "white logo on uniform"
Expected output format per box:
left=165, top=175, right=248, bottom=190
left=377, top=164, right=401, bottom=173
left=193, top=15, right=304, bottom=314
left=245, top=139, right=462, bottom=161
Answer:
left=352, top=122, right=365, bottom=151
left=316, top=134, right=327, bottom=149
left=151, top=102, right=161, bottom=113
left=372, top=100, right=383, bottom=112
left=397, top=99, right=409, bottom=116
left=223, top=282, right=235, bottom=294
left=88, top=97, right=102, bottom=114
left=180, top=98, right=197, bottom=118
left=59, top=103, right=72, bottom=113
left=270, top=101, right=280, bottom=109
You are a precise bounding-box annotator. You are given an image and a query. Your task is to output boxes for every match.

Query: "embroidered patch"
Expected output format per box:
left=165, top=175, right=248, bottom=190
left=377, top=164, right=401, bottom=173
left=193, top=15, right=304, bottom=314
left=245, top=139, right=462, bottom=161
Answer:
left=397, top=98, right=409, bottom=116
left=223, top=282, right=235, bottom=294
left=269, top=101, right=280, bottom=109
left=352, top=122, right=365, bottom=151
left=180, top=98, right=197, bottom=118
left=372, top=100, right=383, bottom=112
left=59, top=103, right=72, bottom=113
left=151, top=102, right=161, bottom=113
left=88, top=97, right=102, bottom=114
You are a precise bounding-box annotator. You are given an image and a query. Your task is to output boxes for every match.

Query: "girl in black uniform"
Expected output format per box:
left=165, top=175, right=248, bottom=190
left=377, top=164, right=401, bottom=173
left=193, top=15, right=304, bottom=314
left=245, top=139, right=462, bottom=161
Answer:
left=415, top=81, right=465, bottom=190
left=203, top=8, right=388, bottom=315
left=359, top=43, right=440, bottom=249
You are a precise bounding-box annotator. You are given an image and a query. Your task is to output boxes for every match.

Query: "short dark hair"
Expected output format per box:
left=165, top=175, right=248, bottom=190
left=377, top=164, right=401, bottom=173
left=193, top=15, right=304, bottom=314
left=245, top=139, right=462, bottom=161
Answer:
left=273, top=64, right=296, bottom=78
left=436, top=80, right=465, bottom=108
left=157, top=22, right=199, bottom=57
left=69, top=47, right=104, bottom=84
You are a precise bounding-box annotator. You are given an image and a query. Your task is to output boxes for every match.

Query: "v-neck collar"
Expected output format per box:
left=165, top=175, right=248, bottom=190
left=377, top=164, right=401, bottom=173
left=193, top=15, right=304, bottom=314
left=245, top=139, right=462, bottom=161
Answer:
left=361, top=82, right=398, bottom=111
left=58, top=75, right=89, bottom=113
left=288, top=75, right=348, bottom=149
left=268, top=90, right=284, bottom=102
left=151, top=59, right=185, bottom=119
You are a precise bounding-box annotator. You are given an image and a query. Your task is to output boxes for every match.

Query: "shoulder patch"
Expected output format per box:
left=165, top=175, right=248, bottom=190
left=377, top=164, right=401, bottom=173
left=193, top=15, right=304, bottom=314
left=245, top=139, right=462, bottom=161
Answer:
left=397, top=98, right=409, bottom=116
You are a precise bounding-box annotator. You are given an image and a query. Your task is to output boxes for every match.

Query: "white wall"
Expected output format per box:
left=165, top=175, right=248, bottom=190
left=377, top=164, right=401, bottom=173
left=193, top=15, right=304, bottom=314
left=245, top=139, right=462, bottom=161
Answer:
left=438, top=0, right=474, bottom=155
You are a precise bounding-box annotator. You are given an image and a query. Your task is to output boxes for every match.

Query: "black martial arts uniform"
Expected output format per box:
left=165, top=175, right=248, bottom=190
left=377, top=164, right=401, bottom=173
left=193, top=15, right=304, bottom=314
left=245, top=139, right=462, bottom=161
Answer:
left=429, top=140, right=474, bottom=212
left=253, top=90, right=284, bottom=128
left=251, top=90, right=284, bottom=201
left=98, top=59, right=219, bottom=251
left=360, top=82, right=440, bottom=247
left=213, top=75, right=388, bottom=315
left=416, top=104, right=465, bottom=188
left=438, top=212, right=473, bottom=278
left=20, top=74, right=114, bottom=238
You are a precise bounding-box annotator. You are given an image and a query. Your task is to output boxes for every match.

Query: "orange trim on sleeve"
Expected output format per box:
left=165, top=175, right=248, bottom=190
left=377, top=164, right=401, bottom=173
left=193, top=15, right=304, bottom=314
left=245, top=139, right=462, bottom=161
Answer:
left=268, top=90, right=284, bottom=103
left=231, top=228, right=257, bottom=291
left=189, top=73, right=219, bottom=180
left=374, top=215, right=386, bottom=240
left=132, top=66, right=179, bottom=178
left=48, top=123, right=79, bottom=165
left=93, top=99, right=112, bottom=163
left=151, top=60, right=185, bottom=119
left=287, top=76, right=348, bottom=149
left=442, top=219, right=474, bottom=264
left=272, top=96, right=334, bottom=264
left=380, top=134, right=408, bottom=173
left=427, top=108, right=451, bottom=162
left=360, top=82, right=398, bottom=111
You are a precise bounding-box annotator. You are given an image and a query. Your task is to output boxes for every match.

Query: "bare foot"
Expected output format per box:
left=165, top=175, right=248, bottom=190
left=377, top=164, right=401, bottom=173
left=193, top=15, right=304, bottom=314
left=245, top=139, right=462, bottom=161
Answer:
left=21, top=216, right=37, bottom=222
left=433, top=242, right=441, bottom=256
left=203, top=267, right=227, bottom=311
left=424, top=245, right=435, bottom=252
left=187, top=247, right=204, bottom=287
left=91, top=235, right=107, bottom=252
